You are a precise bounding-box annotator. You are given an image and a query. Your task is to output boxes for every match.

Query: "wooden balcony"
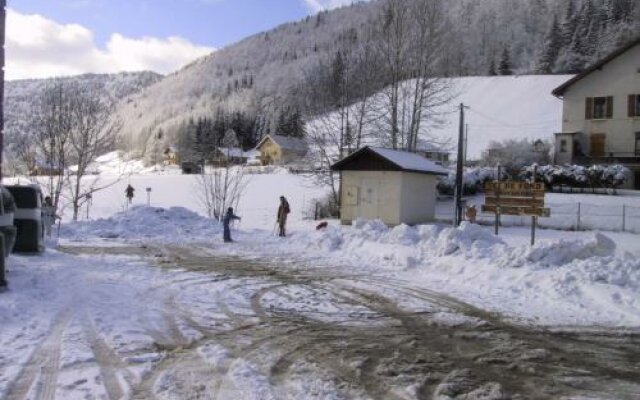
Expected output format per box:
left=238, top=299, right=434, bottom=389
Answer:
left=575, top=152, right=640, bottom=166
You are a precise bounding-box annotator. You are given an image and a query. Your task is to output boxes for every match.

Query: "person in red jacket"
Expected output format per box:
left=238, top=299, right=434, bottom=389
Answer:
left=277, top=196, right=290, bottom=237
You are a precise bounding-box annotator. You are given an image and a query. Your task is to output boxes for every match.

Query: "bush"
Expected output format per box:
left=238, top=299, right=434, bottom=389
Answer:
left=519, top=164, right=629, bottom=189
left=437, top=167, right=507, bottom=196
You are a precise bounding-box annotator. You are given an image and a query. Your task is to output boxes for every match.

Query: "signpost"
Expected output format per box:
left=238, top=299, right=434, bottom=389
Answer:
left=482, top=180, right=550, bottom=245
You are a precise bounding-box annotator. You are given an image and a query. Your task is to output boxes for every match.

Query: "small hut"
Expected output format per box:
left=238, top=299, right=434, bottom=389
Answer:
left=331, top=147, right=448, bottom=226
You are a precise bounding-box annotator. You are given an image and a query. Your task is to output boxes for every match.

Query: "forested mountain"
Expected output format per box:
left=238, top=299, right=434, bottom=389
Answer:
left=4, top=71, right=162, bottom=174
left=108, top=0, right=637, bottom=162
left=5, top=0, right=638, bottom=170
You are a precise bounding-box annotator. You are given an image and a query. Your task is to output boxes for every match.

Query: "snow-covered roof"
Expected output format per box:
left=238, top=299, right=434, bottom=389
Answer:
left=415, top=139, right=449, bottom=153
left=331, top=146, right=449, bottom=175
left=256, top=134, right=308, bottom=153
left=244, top=149, right=261, bottom=159
left=217, top=147, right=246, bottom=158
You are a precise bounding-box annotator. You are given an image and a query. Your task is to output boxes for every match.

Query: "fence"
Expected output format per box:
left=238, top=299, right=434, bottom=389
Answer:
left=436, top=200, right=640, bottom=234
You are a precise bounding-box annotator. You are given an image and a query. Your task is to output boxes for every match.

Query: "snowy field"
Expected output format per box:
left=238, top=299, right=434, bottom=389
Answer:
left=2, top=169, right=640, bottom=399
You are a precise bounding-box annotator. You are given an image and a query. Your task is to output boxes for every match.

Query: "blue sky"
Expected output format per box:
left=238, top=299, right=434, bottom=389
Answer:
left=8, top=0, right=315, bottom=49
left=6, top=0, right=357, bottom=79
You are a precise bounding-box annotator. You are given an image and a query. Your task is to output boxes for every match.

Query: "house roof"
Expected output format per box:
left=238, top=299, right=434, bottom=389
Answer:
left=217, top=147, right=246, bottom=158
left=552, top=36, right=640, bottom=98
left=331, top=146, right=449, bottom=176
left=256, top=134, right=308, bottom=153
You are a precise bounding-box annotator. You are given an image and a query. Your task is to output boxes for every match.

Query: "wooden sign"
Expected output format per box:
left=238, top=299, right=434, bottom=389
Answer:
left=483, top=181, right=550, bottom=217
left=481, top=205, right=551, bottom=217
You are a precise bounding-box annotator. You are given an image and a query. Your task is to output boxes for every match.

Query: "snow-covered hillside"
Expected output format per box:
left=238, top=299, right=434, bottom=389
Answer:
left=437, top=75, right=571, bottom=159
left=307, top=74, right=572, bottom=160
left=4, top=71, right=163, bottom=173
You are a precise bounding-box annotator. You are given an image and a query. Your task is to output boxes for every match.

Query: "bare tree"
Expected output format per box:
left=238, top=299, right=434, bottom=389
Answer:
left=375, top=0, right=410, bottom=149
left=373, top=0, right=452, bottom=152
left=196, top=130, right=249, bottom=221
left=31, top=81, right=73, bottom=210
left=65, top=84, right=121, bottom=221
left=31, top=81, right=125, bottom=221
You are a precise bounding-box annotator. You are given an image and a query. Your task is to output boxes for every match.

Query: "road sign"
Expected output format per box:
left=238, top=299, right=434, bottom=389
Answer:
left=482, top=179, right=551, bottom=246
left=483, top=181, right=550, bottom=217
left=481, top=205, right=551, bottom=217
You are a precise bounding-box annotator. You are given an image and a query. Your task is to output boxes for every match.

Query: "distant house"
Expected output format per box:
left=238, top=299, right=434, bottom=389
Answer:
left=256, top=135, right=308, bottom=165
left=552, top=37, right=640, bottom=190
left=244, top=149, right=262, bottom=166
left=415, top=142, right=450, bottom=165
left=213, top=147, right=248, bottom=166
left=29, top=162, right=63, bottom=177
left=163, top=147, right=179, bottom=166
left=331, top=147, right=448, bottom=226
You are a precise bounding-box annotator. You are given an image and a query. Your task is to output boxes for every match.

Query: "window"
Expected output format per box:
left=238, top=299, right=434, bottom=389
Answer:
left=636, top=132, right=640, bottom=156
left=629, top=95, right=640, bottom=117
left=560, top=139, right=568, bottom=153
left=586, top=96, right=613, bottom=120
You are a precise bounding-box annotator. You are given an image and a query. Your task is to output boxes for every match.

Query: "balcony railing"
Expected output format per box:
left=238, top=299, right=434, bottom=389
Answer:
left=575, top=152, right=640, bottom=165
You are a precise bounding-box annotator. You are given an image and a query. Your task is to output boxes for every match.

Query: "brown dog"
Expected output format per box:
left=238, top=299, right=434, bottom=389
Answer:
left=316, top=221, right=328, bottom=230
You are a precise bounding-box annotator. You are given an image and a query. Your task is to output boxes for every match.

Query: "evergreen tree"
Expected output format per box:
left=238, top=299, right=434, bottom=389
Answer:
left=561, top=0, right=578, bottom=47
left=488, top=57, right=497, bottom=76
left=499, top=46, right=513, bottom=76
left=537, top=14, right=562, bottom=74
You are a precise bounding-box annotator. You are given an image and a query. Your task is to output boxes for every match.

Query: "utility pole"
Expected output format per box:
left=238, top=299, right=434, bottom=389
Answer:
left=0, top=0, right=5, bottom=181
left=0, top=0, right=6, bottom=289
left=454, top=103, right=467, bottom=226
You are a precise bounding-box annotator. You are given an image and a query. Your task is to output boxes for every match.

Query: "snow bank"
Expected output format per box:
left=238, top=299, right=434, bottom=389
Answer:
left=58, top=201, right=640, bottom=326
left=62, top=206, right=221, bottom=242
left=246, top=220, right=640, bottom=326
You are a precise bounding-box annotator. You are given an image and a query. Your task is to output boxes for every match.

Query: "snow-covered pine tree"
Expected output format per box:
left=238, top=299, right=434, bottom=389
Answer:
left=499, top=46, right=513, bottom=75
left=537, top=14, right=562, bottom=74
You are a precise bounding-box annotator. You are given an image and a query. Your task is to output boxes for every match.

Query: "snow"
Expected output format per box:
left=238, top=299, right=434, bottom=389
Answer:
left=5, top=168, right=640, bottom=329
left=62, top=206, right=222, bottom=242
left=45, top=172, right=640, bottom=328
left=1, top=167, right=640, bottom=398
left=307, top=75, right=572, bottom=161
left=438, top=75, right=571, bottom=159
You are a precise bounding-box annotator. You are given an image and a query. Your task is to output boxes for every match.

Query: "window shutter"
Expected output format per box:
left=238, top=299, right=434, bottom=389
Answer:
left=585, top=97, right=593, bottom=120
left=606, top=96, right=614, bottom=119
left=630, top=95, right=637, bottom=118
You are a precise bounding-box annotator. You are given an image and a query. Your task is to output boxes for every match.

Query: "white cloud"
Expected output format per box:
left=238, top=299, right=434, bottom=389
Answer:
left=5, top=9, right=214, bottom=80
left=303, top=0, right=365, bottom=13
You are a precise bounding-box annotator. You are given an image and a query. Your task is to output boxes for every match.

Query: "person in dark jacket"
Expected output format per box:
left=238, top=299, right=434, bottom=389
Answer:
left=223, top=207, right=241, bottom=243
left=125, top=184, right=135, bottom=204
left=277, top=196, right=290, bottom=237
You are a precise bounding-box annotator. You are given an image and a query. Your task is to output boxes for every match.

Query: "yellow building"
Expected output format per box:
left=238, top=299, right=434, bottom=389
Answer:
left=255, top=135, right=308, bottom=165
left=331, top=147, right=448, bottom=226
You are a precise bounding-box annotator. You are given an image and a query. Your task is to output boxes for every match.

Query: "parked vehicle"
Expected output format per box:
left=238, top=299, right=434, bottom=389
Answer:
left=6, top=185, right=45, bottom=253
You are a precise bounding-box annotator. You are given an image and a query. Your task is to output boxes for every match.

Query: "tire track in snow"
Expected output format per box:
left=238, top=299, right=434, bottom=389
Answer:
left=79, top=312, right=133, bottom=400
left=5, top=310, right=73, bottom=400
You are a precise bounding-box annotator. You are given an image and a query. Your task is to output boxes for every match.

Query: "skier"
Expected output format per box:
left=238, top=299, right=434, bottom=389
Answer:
left=277, top=196, right=290, bottom=237
left=223, top=207, right=241, bottom=243
left=125, top=184, right=135, bottom=204
left=42, top=196, right=59, bottom=237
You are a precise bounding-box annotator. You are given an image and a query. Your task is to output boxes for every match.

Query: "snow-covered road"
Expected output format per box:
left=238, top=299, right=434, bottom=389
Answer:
left=2, top=241, right=640, bottom=400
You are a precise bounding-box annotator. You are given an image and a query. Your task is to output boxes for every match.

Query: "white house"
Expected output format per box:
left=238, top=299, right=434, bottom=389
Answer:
left=552, top=37, right=640, bottom=190
left=331, top=147, right=449, bottom=226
